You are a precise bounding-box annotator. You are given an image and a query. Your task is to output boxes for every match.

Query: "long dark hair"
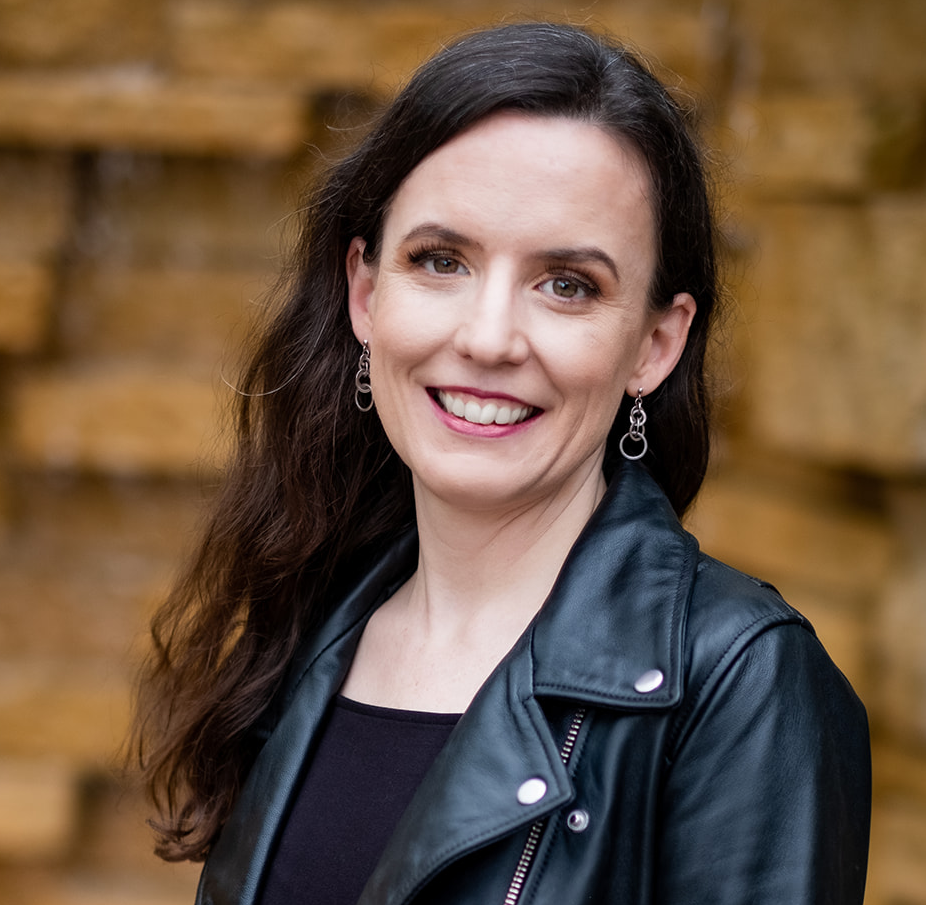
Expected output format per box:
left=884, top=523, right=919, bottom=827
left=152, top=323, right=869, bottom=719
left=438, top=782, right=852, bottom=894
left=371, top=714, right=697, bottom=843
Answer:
left=133, top=21, right=722, bottom=861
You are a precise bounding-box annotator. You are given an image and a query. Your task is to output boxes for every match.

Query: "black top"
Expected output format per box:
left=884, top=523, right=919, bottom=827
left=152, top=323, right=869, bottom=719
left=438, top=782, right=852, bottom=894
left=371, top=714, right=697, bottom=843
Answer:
left=258, top=695, right=460, bottom=905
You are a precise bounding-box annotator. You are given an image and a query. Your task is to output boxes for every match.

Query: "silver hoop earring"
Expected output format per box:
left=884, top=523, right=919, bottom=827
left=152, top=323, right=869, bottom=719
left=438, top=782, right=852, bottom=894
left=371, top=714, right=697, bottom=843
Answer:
left=619, top=389, right=647, bottom=460
left=354, top=340, right=373, bottom=412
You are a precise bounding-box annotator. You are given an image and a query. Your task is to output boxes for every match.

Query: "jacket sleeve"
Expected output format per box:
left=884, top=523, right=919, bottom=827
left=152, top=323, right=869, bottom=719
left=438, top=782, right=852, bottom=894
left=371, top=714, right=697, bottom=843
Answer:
left=656, top=620, right=871, bottom=905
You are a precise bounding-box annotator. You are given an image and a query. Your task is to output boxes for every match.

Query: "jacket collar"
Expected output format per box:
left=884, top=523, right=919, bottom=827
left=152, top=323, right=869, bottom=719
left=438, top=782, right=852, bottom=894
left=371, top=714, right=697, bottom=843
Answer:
left=313, top=460, right=696, bottom=706
left=531, top=459, right=697, bottom=709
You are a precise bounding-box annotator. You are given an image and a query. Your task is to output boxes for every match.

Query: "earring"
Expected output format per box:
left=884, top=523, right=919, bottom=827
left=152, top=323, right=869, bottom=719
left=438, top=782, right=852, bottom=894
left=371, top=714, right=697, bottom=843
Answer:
left=354, top=340, right=373, bottom=412
left=619, top=388, right=647, bottom=460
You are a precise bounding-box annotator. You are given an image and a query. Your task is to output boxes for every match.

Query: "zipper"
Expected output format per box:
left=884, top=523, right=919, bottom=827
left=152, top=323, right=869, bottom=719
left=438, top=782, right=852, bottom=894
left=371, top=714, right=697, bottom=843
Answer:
left=502, top=708, right=587, bottom=905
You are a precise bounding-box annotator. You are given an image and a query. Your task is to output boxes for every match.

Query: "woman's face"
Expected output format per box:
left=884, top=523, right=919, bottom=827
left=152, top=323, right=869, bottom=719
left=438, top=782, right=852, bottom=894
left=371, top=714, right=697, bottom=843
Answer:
left=348, top=111, right=694, bottom=513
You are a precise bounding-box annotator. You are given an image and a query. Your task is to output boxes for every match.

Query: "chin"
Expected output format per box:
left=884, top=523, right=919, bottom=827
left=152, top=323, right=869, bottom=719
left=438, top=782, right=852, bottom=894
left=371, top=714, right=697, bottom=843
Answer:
left=413, top=470, right=542, bottom=513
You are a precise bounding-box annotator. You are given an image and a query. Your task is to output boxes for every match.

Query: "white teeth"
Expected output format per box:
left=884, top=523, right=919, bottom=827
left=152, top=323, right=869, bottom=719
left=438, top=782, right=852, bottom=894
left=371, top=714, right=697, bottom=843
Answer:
left=479, top=403, right=498, bottom=425
left=437, top=391, right=532, bottom=426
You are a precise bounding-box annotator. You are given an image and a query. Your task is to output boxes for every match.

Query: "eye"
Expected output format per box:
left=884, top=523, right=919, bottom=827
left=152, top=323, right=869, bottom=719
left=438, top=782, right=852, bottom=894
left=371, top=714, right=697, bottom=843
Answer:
left=424, top=255, right=466, bottom=275
left=408, top=245, right=470, bottom=276
left=538, top=275, right=597, bottom=301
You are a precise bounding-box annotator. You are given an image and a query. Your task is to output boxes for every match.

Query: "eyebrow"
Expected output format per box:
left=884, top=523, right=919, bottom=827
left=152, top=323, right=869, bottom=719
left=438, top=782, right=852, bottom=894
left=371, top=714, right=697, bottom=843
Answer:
left=399, top=224, right=620, bottom=282
left=400, top=223, right=482, bottom=251
left=543, top=247, right=620, bottom=282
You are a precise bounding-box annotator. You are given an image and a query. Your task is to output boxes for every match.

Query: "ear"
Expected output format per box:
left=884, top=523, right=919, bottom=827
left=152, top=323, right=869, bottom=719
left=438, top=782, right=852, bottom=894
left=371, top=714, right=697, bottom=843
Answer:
left=346, top=237, right=377, bottom=343
left=627, top=292, right=696, bottom=395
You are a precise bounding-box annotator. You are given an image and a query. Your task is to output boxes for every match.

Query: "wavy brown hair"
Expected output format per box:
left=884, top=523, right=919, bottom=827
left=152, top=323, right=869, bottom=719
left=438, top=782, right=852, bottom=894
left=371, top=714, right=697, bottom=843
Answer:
left=132, top=21, right=723, bottom=861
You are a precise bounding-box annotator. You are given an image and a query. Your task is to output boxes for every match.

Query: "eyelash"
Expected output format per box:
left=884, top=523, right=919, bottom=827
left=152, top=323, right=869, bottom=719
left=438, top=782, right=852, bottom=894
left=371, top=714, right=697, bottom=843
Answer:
left=407, top=244, right=462, bottom=269
left=543, top=267, right=601, bottom=301
left=405, top=245, right=601, bottom=300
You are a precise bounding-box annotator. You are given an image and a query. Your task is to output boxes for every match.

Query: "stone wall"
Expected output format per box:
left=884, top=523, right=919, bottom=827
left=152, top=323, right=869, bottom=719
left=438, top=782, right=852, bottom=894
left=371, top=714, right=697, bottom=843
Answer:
left=0, top=1, right=923, bottom=902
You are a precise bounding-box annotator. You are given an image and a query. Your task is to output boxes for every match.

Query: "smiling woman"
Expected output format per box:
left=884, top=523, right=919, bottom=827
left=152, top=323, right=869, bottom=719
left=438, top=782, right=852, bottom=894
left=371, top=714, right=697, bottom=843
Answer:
left=131, top=21, right=870, bottom=905
left=344, top=113, right=693, bottom=533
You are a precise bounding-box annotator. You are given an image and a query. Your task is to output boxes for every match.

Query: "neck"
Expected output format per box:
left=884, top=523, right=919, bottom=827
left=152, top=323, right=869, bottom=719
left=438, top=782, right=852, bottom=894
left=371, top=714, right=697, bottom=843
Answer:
left=339, top=462, right=609, bottom=713
left=406, top=464, right=607, bottom=644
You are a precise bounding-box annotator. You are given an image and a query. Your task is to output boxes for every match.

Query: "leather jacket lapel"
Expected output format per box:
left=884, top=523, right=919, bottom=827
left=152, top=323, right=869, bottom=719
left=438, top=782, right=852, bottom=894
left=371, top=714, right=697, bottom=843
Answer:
left=197, top=534, right=418, bottom=905
left=358, top=627, right=573, bottom=905
left=532, top=461, right=697, bottom=709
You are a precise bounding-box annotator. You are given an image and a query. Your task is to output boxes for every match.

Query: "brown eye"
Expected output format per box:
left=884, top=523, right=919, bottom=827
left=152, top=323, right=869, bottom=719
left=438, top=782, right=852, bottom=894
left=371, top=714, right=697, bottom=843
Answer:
left=539, top=276, right=594, bottom=301
left=426, top=255, right=464, bottom=275
left=552, top=278, right=579, bottom=298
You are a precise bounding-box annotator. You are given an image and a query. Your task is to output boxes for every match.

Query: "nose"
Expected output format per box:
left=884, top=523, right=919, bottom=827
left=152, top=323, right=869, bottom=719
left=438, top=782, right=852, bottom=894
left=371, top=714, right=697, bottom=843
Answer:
left=452, top=272, right=529, bottom=366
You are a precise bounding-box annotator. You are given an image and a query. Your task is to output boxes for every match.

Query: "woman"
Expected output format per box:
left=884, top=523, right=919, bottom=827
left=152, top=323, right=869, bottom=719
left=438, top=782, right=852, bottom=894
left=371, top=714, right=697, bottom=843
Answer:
left=133, top=21, right=870, bottom=905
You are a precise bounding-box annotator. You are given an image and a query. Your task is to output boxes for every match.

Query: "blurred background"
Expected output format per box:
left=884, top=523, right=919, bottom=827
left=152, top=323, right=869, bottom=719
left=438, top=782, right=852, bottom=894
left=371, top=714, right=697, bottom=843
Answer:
left=0, top=0, right=923, bottom=902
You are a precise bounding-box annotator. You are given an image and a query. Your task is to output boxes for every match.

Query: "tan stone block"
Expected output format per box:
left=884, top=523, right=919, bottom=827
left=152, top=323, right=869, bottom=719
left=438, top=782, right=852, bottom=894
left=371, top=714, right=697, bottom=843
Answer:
left=59, top=266, right=265, bottom=368
left=874, top=483, right=926, bottom=747
left=868, top=795, right=926, bottom=905
left=0, top=261, right=54, bottom=355
left=10, top=366, right=226, bottom=476
left=2, top=471, right=202, bottom=561
left=688, top=460, right=892, bottom=600
left=0, top=659, right=130, bottom=764
left=870, top=196, right=926, bottom=397
left=0, top=867, right=199, bottom=905
left=0, top=73, right=305, bottom=157
left=873, top=744, right=926, bottom=800
left=0, top=0, right=162, bottom=68
left=589, top=7, right=719, bottom=90
left=77, top=155, right=294, bottom=271
left=71, top=778, right=201, bottom=888
left=170, top=3, right=716, bottom=96
left=732, top=0, right=867, bottom=93
left=0, top=476, right=201, bottom=660
left=0, top=151, right=73, bottom=259
left=0, top=758, right=79, bottom=860
left=743, top=202, right=926, bottom=472
left=855, top=0, right=926, bottom=94
left=730, top=93, right=926, bottom=196
left=734, top=0, right=925, bottom=95
left=0, top=561, right=163, bottom=662
left=729, top=95, right=872, bottom=196
left=169, top=3, right=466, bottom=93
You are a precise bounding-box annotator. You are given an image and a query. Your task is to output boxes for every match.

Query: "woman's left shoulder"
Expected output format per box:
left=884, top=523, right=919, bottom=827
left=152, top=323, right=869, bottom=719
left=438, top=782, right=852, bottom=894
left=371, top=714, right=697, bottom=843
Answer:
left=683, top=551, right=860, bottom=705
left=670, top=549, right=869, bottom=761
left=689, top=551, right=808, bottom=635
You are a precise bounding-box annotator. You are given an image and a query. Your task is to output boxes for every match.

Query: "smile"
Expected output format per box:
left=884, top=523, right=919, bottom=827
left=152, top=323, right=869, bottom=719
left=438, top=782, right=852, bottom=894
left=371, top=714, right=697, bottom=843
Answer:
left=435, top=390, right=537, bottom=426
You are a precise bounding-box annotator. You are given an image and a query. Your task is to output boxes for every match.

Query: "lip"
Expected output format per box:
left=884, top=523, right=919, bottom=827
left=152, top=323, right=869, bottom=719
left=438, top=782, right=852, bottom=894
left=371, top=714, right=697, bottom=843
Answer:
left=427, top=386, right=541, bottom=437
left=435, top=385, right=532, bottom=405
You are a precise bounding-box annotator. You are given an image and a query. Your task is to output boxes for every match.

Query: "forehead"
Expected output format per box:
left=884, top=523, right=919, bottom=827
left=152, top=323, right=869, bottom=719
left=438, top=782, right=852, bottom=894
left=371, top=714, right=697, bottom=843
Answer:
left=382, top=112, right=655, bottom=261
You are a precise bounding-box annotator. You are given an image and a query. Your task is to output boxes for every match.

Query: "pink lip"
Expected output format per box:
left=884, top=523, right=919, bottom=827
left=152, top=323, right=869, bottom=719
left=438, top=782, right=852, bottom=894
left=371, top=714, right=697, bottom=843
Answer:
left=435, top=385, right=532, bottom=406
left=427, top=387, right=540, bottom=438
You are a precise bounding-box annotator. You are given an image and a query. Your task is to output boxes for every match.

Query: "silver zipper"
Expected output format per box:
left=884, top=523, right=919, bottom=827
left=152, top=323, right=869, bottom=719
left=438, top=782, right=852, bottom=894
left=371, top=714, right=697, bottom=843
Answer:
left=502, top=708, right=587, bottom=905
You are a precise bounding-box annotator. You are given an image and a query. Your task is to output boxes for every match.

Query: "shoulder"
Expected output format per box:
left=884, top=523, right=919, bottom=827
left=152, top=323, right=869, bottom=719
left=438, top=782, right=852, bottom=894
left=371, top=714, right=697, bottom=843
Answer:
left=687, top=551, right=811, bottom=655
left=670, top=550, right=866, bottom=756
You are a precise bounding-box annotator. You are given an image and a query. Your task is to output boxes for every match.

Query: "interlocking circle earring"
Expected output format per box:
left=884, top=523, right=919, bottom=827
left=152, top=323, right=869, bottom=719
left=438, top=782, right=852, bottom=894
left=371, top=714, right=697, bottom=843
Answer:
left=354, top=340, right=373, bottom=412
left=619, top=388, right=647, bottom=460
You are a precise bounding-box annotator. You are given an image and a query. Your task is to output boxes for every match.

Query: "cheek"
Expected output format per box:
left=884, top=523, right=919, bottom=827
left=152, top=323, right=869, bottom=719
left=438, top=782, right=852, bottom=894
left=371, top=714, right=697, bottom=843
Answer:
left=370, top=289, right=448, bottom=362
left=549, top=334, right=635, bottom=433
left=554, top=331, right=633, bottom=395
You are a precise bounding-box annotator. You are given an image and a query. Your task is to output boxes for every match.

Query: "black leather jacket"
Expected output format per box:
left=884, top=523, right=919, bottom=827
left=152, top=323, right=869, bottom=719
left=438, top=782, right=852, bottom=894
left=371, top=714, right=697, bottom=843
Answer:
left=197, top=462, right=871, bottom=905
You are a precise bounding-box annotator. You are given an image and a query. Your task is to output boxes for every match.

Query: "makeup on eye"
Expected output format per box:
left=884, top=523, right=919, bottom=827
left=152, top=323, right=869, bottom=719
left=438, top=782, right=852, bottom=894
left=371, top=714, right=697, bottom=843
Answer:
left=537, top=269, right=600, bottom=301
left=406, top=245, right=604, bottom=301
left=407, top=245, right=468, bottom=275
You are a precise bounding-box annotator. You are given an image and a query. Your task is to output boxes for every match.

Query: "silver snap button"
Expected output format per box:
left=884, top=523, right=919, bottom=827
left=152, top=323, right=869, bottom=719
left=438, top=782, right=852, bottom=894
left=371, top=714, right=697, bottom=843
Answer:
left=517, top=778, right=547, bottom=805
left=634, top=668, right=664, bottom=694
left=566, top=809, right=590, bottom=833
